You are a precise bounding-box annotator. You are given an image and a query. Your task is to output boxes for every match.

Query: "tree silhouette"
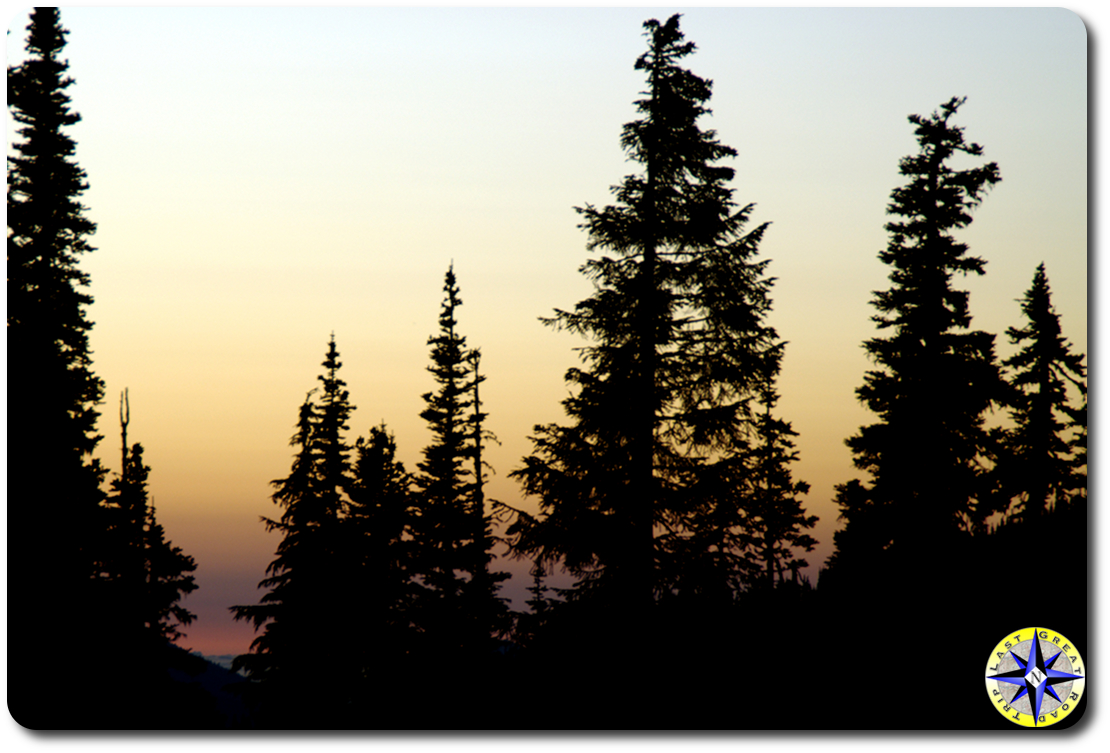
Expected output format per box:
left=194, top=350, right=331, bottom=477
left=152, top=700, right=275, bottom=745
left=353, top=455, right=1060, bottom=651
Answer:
left=826, top=97, right=1005, bottom=586
left=411, top=266, right=507, bottom=657
left=461, top=349, right=511, bottom=646
left=142, top=488, right=200, bottom=643
left=104, top=394, right=198, bottom=644
left=231, top=337, right=356, bottom=723
left=662, top=385, right=813, bottom=604
left=411, top=266, right=473, bottom=649
left=7, top=7, right=112, bottom=727
left=315, top=335, right=355, bottom=515
left=506, top=15, right=784, bottom=616
left=997, top=264, right=1086, bottom=520
left=739, top=390, right=816, bottom=591
left=343, top=422, right=419, bottom=676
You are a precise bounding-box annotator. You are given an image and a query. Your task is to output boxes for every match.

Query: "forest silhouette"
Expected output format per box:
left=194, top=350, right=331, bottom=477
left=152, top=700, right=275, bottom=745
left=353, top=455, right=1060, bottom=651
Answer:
left=7, top=10, right=1086, bottom=730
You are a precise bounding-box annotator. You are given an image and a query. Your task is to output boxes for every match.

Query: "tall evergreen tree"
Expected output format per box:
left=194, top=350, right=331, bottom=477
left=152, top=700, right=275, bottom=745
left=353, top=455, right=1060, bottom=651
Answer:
left=462, top=349, right=511, bottom=642
left=7, top=7, right=110, bottom=726
left=997, top=264, right=1086, bottom=520
left=315, top=334, right=355, bottom=511
left=411, top=266, right=473, bottom=641
left=826, top=97, right=1005, bottom=585
left=231, top=394, right=319, bottom=686
left=506, top=15, right=784, bottom=614
left=411, top=266, right=506, bottom=656
left=101, top=390, right=198, bottom=645
left=107, top=461, right=198, bottom=643
left=231, top=337, right=356, bottom=722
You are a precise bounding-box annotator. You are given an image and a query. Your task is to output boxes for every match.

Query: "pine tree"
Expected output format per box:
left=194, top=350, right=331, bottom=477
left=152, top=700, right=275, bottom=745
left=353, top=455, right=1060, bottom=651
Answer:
left=827, top=97, right=1005, bottom=584
left=99, top=391, right=148, bottom=622
left=506, top=15, right=784, bottom=615
left=142, top=492, right=199, bottom=643
left=231, top=337, right=356, bottom=722
left=738, top=390, right=816, bottom=592
left=997, top=264, right=1086, bottom=520
left=462, top=349, right=511, bottom=643
left=231, top=395, right=318, bottom=686
left=411, top=266, right=474, bottom=646
left=315, top=334, right=355, bottom=511
left=512, top=559, right=552, bottom=649
left=7, top=7, right=110, bottom=726
left=344, top=423, right=417, bottom=671
left=663, top=386, right=814, bottom=603
left=102, top=390, right=198, bottom=643
left=411, top=266, right=507, bottom=656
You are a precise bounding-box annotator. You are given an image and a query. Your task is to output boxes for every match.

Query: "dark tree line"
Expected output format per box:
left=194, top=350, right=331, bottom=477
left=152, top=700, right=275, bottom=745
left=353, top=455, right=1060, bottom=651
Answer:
left=8, top=8, right=203, bottom=729
left=9, top=8, right=1085, bottom=731
left=812, top=97, right=1086, bottom=729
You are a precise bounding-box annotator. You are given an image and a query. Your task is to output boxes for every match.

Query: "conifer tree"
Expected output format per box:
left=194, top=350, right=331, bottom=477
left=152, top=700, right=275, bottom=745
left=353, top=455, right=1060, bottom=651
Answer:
left=142, top=490, right=200, bottom=643
left=7, top=7, right=110, bottom=725
left=102, top=390, right=198, bottom=644
left=513, top=560, right=552, bottom=649
left=411, top=267, right=473, bottom=636
left=107, top=447, right=199, bottom=643
left=664, top=388, right=813, bottom=603
left=100, top=391, right=148, bottom=615
left=344, top=423, right=417, bottom=669
left=506, top=15, right=784, bottom=613
left=997, top=264, right=1086, bottom=520
left=316, top=334, right=355, bottom=511
left=411, top=266, right=507, bottom=655
left=463, top=349, right=511, bottom=642
left=231, top=337, right=356, bottom=721
left=740, top=390, right=816, bottom=591
left=232, top=395, right=319, bottom=686
left=827, top=97, right=1005, bottom=583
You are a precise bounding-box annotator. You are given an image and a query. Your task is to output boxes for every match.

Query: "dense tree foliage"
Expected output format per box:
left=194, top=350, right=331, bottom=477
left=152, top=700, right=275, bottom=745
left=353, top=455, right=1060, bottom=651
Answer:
left=411, top=266, right=508, bottom=657
left=7, top=7, right=113, bottom=727
left=826, top=97, right=1006, bottom=585
left=343, top=423, right=418, bottom=672
left=99, top=392, right=198, bottom=645
left=996, top=264, right=1086, bottom=520
left=738, top=390, right=817, bottom=591
left=231, top=337, right=357, bottom=722
left=411, top=267, right=474, bottom=624
left=7, top=9, right=218, bottom=729
left=505, top=15, right=805, bottom=617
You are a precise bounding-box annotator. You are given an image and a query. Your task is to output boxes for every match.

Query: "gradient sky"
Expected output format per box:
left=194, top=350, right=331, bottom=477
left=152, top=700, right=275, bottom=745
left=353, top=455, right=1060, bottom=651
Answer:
left=6, top=6, right=1088, bottom=658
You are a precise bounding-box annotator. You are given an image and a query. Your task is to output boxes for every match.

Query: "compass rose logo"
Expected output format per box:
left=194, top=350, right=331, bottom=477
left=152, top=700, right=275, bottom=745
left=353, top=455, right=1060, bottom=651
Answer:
left=984, top=627, right=1085, bottom=727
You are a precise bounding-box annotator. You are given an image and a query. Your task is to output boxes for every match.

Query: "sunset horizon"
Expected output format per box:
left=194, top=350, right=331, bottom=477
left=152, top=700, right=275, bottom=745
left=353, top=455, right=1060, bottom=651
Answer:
left=6, top=5, right=1090, bottom=731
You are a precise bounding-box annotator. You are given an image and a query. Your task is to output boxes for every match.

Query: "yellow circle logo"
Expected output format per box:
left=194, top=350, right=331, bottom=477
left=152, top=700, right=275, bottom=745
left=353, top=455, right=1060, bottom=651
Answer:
left=985, top=627, right=1085, bottom=727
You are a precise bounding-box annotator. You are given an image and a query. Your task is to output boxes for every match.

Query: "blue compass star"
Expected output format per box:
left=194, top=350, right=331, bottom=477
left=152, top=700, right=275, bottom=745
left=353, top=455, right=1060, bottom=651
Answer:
left=988, top=630, right=1084, bottom=726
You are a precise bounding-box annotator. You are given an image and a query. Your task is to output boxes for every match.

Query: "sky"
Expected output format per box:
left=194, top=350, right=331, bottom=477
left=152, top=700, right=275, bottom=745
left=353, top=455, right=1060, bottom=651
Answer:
left=5, top=4, right=1089, bottom=662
